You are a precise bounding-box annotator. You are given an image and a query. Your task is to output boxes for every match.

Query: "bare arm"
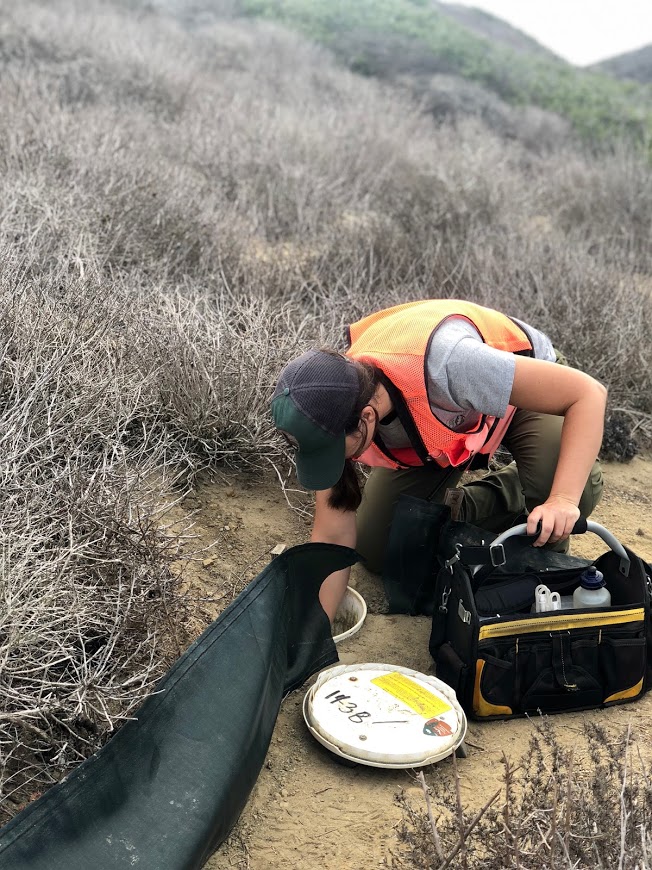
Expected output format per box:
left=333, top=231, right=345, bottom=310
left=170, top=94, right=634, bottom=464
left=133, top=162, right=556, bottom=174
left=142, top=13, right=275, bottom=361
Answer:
left=311, top=489, right=357, bottom=622
left=509, top=355, right=607, bottom=546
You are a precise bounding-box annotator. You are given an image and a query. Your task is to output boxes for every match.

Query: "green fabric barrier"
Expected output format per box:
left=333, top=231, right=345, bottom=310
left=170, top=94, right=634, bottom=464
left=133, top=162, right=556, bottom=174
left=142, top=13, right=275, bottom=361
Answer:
left=0, top=543, right=358, bottom=869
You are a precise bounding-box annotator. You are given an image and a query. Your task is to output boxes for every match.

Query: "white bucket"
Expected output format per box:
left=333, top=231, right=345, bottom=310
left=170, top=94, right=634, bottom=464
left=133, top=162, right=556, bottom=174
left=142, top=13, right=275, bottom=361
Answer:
left=332, top=586, right=367, bottom=644
left=303, top=662, right=467, bottom=768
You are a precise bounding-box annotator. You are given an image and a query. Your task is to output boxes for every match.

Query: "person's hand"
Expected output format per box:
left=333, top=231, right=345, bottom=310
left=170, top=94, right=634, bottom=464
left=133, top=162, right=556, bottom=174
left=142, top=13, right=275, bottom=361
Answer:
left=526, top=495, right=580, bottom=547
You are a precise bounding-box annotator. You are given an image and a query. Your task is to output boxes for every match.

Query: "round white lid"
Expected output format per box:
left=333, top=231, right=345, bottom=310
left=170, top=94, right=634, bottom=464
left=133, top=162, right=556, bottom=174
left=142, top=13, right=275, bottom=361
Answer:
left=303, top=663, right=467, bottom=768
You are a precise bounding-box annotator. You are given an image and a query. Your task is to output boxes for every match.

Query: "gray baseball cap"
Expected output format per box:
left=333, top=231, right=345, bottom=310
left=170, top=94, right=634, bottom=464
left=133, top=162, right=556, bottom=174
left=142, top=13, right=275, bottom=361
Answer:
left=271, top=350, right=359, bottom=490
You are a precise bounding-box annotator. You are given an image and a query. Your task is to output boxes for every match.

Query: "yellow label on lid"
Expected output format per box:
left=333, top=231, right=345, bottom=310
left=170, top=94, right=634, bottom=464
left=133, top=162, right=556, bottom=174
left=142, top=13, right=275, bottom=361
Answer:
left=371, top=672, right=452, bottom=719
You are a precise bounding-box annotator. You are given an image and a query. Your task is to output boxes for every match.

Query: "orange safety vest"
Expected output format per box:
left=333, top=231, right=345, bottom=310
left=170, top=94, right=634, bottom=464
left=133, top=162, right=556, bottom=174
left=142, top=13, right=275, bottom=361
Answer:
left=346, top=300, right=533, bottom=469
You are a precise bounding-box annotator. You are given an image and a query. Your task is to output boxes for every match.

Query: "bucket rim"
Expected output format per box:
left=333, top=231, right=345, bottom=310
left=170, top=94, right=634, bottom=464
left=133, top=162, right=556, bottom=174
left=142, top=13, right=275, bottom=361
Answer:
left=333, top=586, right=367, bottom=644
left=303, top=662, right=467, bottom=768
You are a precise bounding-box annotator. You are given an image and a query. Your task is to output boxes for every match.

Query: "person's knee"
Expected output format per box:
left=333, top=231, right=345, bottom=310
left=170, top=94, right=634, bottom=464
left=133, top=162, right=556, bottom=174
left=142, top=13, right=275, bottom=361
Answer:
left=355, top=512, right=384, bottom=574
left=578, top=461, right=604, bottom=518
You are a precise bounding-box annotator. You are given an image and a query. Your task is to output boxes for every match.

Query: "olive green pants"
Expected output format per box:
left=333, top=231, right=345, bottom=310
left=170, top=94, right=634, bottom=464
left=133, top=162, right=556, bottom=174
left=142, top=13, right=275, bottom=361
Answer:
left=356, top=406, right=604, bottom=574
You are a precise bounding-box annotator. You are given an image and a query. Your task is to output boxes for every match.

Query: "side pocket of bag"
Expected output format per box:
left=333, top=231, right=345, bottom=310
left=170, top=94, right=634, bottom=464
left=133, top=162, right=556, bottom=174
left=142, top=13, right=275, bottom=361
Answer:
left=601, top=635, right=646, bottom=704
left=428, top=569, right=452, bottom=657
left=435, top=641, right=468, bottom=701
left=473, top=642, right=517, bottom=718
left=645, top=560, right=652, bottom=691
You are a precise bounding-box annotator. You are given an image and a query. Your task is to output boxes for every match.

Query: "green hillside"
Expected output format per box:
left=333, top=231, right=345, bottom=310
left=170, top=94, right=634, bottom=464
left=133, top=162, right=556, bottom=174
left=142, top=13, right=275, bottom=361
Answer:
left=436, top=2, right=557, bottom=58
left=594, top=44, right=652, bottom=85
left=242, top=0, right=652, bottom=151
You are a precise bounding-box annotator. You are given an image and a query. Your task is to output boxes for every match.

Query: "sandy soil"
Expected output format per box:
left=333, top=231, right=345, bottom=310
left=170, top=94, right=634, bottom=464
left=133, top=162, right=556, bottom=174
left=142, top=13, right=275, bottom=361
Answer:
left=175, top=458, right=652, bottom=870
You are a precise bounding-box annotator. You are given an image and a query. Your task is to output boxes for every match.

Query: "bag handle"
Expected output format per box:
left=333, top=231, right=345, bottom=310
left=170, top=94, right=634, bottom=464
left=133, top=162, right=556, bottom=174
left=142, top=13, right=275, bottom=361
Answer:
left=490, top=520, right=630, bottom=577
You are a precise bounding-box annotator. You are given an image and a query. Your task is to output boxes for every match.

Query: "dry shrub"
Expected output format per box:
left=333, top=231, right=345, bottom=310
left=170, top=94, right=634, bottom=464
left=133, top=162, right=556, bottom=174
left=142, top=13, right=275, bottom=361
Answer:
left=0, top=267, right=190, bottom=820
left=401, top=73, right=574, bottom=154
left=140, top=288, right=307, bottom=475
left=393, top=721, right=652, bottom=869
left=601, top=412, right=640, bottom=462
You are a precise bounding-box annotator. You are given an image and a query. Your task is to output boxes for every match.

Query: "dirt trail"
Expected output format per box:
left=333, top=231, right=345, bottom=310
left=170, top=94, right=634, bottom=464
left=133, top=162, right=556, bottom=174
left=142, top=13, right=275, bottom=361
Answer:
left=178, top=458, right=652, bottom=870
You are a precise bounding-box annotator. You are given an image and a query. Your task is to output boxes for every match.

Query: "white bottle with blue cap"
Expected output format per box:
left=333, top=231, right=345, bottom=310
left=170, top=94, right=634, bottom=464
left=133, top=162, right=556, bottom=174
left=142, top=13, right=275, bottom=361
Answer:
left=573, top=566, right=611, bottom=609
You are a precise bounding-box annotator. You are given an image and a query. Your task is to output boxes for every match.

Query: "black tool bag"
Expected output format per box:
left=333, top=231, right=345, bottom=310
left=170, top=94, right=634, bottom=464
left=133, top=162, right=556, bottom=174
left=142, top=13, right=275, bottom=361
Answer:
left=429, top=519, right=652, bottom=719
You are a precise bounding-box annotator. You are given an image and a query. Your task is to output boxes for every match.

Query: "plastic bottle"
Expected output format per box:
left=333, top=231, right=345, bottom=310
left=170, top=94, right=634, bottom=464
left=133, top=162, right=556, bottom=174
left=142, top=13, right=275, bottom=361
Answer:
left=573, top=566, right=611, bottom=609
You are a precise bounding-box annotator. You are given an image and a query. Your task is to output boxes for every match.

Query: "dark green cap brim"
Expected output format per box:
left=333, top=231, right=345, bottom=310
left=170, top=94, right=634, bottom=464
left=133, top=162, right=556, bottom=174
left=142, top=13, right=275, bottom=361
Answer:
left=272, top=392, right=346, bottom=490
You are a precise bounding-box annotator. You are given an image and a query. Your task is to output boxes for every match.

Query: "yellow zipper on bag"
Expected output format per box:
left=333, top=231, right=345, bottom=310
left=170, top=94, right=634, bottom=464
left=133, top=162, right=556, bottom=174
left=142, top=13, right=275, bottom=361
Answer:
left=478, top=607, right=645, bottom=640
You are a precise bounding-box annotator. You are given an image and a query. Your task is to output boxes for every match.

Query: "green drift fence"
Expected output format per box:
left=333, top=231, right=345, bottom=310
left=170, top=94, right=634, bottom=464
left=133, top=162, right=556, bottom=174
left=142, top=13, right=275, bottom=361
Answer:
left=0, top=543, right=357, bottom=869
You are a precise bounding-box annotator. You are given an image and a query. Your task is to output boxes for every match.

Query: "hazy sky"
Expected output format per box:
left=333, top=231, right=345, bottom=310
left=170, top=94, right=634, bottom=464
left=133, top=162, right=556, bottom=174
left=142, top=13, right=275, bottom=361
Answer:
left=450, top=0, right=652, bottom=66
